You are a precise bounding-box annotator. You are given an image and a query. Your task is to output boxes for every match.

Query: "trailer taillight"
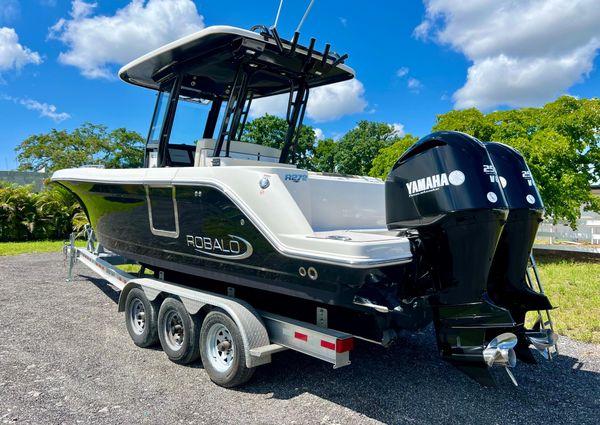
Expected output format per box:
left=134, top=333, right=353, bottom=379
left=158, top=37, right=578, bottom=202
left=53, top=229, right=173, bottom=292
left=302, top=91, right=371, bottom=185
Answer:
left=336, top=338, right=354, bottom=353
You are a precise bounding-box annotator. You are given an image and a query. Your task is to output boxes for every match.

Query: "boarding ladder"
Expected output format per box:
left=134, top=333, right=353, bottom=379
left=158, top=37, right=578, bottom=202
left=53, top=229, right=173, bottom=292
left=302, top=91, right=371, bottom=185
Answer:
left=525, top=254, right=559, bottom=357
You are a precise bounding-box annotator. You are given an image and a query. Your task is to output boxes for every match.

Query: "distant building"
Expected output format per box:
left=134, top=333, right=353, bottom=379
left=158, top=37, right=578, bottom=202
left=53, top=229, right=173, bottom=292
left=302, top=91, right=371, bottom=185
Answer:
left=0, top=170, right=50, bottom=192
left=537, top=183, right=600, bottom=244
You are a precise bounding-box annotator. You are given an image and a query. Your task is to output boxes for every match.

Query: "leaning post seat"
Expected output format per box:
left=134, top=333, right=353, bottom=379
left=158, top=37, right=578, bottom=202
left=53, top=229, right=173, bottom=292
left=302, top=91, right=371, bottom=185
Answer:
left=194, top=139, right=283, bottom=167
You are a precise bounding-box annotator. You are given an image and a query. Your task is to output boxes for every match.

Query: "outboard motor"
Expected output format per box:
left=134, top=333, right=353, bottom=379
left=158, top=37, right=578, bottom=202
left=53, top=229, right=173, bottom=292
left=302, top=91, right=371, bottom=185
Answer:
left=385, top=131, right=518, bottom=386
left=485, top=142, right=556, bottom=362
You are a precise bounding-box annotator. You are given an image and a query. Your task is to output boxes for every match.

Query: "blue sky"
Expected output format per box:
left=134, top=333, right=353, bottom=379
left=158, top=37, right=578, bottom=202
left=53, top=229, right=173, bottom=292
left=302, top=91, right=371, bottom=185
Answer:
left=1, top=0, right=600, bottom=170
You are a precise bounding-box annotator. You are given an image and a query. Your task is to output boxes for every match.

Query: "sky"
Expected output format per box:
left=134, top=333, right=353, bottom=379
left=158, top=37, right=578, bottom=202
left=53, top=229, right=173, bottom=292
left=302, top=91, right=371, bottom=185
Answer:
left=1, top=0, right=600, bottom=170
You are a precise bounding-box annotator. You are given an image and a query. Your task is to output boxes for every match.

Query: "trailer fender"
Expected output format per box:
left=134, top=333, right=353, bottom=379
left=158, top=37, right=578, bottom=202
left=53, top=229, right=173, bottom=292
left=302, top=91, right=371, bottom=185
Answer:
left=119, top=278, right=271, bottom=368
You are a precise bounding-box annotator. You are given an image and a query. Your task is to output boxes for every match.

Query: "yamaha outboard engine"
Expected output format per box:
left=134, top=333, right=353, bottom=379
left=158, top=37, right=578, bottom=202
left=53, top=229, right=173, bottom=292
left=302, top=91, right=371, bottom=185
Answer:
left=385, top=131, right=517, bottom=386
left=485, top=142, right=556, bottom=362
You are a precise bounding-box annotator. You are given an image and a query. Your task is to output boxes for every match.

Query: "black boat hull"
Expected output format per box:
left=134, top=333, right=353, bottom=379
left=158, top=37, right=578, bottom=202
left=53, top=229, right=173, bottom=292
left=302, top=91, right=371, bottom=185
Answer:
left=57, top=179, right=431, bottom=343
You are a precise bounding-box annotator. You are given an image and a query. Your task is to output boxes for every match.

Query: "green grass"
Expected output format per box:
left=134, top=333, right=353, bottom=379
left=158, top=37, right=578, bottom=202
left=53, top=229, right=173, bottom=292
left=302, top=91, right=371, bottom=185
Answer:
left=115, top=264, right=154, bottom=275
left=0, top=240, right=597, bottom=343
left=0, top=241, right=152, bottom=275
left=0, top=240, right=85, bottom=256
left=535, top=259, right=600, bottom=344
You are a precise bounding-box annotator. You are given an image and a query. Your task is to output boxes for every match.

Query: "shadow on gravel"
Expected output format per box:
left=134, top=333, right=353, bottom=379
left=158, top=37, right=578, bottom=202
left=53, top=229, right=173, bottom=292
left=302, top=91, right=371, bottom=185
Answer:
left=81, top=275, right=120, bottom=304
left=239, top=331, right=600, bottom=424
left=77, top=274, right=599, bottom=424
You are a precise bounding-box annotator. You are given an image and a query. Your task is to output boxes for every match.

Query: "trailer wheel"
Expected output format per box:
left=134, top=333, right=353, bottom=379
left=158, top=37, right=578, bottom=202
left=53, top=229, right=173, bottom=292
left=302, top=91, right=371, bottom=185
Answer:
left=125, top=288, right=159, bottom=348
left=157, top=298, right=201, bottom=365
left=200, top=310, right=255, bottom=387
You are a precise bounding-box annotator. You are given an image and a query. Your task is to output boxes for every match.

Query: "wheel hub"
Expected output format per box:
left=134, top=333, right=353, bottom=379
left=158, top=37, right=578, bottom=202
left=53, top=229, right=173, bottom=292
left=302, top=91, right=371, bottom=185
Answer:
left=217, top=341, right=231, bottom=351
left=164, top=311, right=185, bottom=350
left=206, top=323, right=234, bottom=373
left=129, top=298, right=146, bottom=335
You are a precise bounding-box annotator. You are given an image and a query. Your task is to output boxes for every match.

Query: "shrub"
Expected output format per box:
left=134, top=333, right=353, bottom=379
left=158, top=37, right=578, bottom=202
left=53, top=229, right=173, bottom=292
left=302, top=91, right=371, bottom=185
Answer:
left=0, top=181, right=86, bottom=242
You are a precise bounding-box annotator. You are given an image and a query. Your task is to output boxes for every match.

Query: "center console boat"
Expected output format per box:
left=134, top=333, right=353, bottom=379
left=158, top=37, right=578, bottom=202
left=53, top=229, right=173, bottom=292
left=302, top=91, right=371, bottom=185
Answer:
left=52, top=25, right=557, bottom=386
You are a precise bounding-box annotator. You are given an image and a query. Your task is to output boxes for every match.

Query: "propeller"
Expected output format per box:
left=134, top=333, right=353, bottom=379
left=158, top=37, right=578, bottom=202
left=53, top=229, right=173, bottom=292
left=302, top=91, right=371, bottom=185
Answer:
left=483, top=332, right=519, bottom=386
left=526, top=330, right=558, bottom=359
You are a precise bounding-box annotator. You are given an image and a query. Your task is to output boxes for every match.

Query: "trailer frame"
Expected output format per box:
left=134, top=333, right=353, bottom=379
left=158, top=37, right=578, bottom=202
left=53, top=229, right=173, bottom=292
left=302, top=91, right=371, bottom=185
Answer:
left=63, top=228, right=353, bottom=376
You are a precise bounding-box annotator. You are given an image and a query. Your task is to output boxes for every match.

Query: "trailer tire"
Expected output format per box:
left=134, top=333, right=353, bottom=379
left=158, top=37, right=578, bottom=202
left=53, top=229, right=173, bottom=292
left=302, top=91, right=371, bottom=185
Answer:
left=157, top=298, right=201, bottom=365
left=125, top=288, right=159, bottom=348
left=200, top=310, right=255, bottom=388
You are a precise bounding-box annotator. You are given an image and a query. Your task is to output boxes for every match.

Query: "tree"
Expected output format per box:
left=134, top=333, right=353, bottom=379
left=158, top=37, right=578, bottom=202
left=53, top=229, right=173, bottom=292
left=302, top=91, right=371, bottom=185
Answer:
left=333, top=121, right=400, bottom=175
left=16, top=123, right=144, bottom=172
left=433, top=96, right=600, bottom=227
left=369, top=134, right=419, bottom=179
left=430, top=108, right=496, bottom=141
left=311, top=138, right=337, bottom=173
left=241, top=114, right=317, bottom=170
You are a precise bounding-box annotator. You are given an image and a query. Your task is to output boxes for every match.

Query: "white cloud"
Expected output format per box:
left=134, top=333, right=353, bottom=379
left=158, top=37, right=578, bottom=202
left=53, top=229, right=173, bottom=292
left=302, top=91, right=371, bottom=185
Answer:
left=49, top=0, right=204, bottom=79
left=250, top=79, right=368, bottom=122
left=407, top=77, right=423, bottom=93
left=0, top=27, right=42, bottom=73
left=416, top=0, right=600, bottom=109
left=396, top=67, right=409, bottom=77
left=249, top=93, right=288, bottom=119
left=339, top=17, right=348, bottom=27
left=307, top=79, right=367, bottom=122
left=390, top=123, right=405, bottom=137
left=1, top=95, right=70, bottom=122
left=70, top=0, right=96, bottom=19
left=19, top=98, right=70, bottom=122
left=313, top=128, right=324, bottom=140
left=396, top=67, right=423, bottom=92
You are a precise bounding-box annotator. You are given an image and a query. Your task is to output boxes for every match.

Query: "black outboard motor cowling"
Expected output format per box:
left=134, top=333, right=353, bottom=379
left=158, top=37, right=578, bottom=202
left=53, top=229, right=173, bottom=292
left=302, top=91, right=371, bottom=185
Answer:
left=485, top=142, right=553, bottom=362
left=386, top=131, right=516, bottom=386
left=386, top=131, right=509, bottom=304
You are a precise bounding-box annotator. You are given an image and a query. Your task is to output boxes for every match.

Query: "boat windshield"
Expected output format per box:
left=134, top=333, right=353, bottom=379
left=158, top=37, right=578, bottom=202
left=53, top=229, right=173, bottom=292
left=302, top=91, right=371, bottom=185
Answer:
left=147, top=89, right=169, bottom=146
left=145, top=72, right=307, bottom=168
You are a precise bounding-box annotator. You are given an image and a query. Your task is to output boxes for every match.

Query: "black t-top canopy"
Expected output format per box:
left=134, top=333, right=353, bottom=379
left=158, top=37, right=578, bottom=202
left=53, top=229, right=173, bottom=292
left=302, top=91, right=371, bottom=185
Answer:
left=119, top=25, right=354, bottom=99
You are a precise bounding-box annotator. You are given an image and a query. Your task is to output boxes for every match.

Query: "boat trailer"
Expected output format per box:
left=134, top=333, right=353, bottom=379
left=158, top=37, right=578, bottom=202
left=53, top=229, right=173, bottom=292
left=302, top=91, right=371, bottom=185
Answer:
left=64, top=226, right=354, bottom=386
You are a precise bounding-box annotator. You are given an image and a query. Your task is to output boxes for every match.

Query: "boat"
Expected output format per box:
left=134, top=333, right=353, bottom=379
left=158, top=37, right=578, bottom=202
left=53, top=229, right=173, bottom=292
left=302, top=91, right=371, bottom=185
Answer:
left=52, top=24, right=557, bottom=386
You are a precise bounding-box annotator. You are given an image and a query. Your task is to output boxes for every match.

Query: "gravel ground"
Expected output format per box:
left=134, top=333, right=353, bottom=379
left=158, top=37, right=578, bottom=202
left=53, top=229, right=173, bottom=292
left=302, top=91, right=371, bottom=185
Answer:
left=1, top=252, right=599, bottom=425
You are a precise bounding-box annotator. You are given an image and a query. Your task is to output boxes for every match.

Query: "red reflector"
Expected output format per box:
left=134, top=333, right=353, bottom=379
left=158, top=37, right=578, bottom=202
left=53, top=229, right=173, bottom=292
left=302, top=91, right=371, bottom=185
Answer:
left=336, top=338, right=354, bottom=353
left=320, top=340, right=335, bottom=350
left=294, top=332, right=308, bottom=342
